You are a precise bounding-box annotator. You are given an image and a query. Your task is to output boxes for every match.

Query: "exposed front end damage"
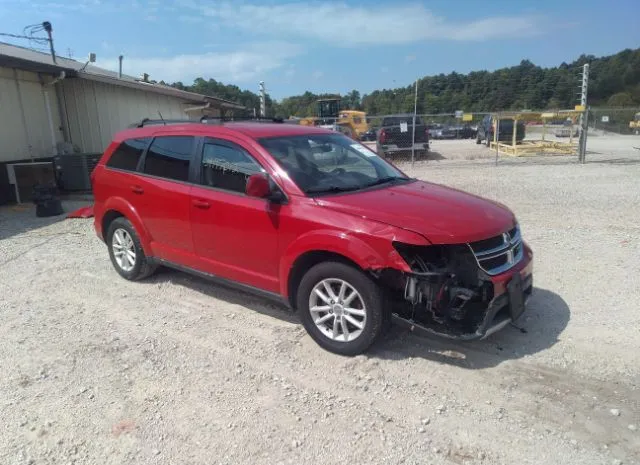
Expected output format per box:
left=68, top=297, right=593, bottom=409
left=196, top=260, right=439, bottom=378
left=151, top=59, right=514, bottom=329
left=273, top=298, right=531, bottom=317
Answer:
left=379, top=226, right=533, bottom=340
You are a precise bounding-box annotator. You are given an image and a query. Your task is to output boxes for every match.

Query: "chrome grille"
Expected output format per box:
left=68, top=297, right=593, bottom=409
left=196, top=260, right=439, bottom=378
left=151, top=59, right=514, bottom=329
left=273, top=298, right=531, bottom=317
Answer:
left=468, top=224, right=523, bottom=275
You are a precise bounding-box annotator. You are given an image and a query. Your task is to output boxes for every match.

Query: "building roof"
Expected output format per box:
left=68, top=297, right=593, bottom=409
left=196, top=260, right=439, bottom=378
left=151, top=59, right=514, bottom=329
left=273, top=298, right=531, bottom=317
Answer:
left=0, top=41, right=245, bottom=110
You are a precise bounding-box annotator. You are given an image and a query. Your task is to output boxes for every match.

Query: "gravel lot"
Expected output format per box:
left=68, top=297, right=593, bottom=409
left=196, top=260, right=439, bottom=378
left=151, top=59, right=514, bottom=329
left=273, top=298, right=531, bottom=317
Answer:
left=1, top=139, right=639, bottom=465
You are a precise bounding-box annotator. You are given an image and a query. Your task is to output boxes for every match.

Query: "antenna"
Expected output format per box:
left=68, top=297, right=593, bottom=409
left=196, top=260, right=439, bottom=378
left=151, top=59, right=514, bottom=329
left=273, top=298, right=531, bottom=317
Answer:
left=158, top=111, right=166, bottom=125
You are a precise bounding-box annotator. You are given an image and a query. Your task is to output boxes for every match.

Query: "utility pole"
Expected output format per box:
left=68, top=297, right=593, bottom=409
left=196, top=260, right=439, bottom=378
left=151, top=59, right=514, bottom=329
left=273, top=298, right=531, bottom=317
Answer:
left=578, top=63, right=589, bottom=163
left=42, top=21, right=56, bottom=63
left=411, top=78, right=418, bottom=166
left=259, top=81, right=266, bottom=117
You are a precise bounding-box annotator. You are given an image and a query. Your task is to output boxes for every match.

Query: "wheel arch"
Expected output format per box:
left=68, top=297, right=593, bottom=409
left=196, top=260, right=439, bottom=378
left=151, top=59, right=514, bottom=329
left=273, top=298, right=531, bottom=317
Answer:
left=280, top=229, right=413, bottom=309
left=286, top=250, right=363, bottom=310
left=101, top=197, right=152, bottom=254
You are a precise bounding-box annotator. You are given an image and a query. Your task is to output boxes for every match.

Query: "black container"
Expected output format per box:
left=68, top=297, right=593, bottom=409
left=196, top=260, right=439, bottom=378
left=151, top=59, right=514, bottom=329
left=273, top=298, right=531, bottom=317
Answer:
left=32, top=183, right=64, bottom=217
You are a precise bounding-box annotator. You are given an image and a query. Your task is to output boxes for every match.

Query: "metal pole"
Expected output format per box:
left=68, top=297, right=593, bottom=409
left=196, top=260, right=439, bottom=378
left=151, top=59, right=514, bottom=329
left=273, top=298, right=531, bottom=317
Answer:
left=512, top=117, right=517, bottom=156
left=411, top=78, right=418, bottom=167
left=259, top=81, right=266, bottom=117
left=578, top=63, right=589, bottom=163
left=495, top=113, right=500, bottom=166
left=580, top=106, right=590, bottom=162
left=42, top=21, right=56, bottom=64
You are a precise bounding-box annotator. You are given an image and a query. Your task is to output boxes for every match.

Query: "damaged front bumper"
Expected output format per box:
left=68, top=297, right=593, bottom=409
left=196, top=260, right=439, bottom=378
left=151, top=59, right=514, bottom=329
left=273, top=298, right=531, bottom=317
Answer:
left=389, top=241, right=534, bottom=341
left=392, top=272, right=533, bottom=340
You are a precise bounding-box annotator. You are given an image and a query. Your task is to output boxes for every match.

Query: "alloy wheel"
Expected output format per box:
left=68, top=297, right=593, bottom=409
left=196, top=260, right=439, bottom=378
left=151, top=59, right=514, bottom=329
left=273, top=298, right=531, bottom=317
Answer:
left=112, top=228, right=136, bottom=272
left=308, top=278, right=367, bottom=342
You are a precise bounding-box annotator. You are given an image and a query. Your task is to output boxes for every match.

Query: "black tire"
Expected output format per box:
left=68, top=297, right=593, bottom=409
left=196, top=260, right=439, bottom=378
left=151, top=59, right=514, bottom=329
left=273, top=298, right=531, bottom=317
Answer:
left=106, top=217, right=157, bottom=281
left=486, top=132, right=492, bottom=147
left=297, top=261, right=384, bottom=356
left=475, top=133, right=482, bottom=144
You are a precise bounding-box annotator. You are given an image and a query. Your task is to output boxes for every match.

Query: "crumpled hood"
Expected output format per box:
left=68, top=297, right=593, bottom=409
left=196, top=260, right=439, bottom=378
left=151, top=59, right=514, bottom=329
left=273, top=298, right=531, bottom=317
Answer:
left=315, top=180, right=515, bottom=244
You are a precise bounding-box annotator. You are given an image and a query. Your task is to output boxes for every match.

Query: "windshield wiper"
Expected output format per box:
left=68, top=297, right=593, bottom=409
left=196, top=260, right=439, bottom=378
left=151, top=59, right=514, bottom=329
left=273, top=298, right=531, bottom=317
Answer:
left=306, top=185, right=363, bottom=195
left=364, top=176, right=409, bottom=188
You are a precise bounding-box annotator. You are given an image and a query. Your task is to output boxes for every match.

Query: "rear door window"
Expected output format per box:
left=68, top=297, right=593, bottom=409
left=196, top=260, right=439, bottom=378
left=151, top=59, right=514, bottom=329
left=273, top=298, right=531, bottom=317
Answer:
left=142, top=136, right=194, bottom=182
left=106, top=138, right=150, bottom=171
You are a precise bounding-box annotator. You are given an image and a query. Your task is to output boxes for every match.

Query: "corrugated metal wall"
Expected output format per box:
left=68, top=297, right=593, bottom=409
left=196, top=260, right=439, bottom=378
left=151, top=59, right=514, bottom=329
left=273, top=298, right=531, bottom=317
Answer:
left=0, top=67, right=64, bottom=163
left=59, top=79, right=202, bottom=153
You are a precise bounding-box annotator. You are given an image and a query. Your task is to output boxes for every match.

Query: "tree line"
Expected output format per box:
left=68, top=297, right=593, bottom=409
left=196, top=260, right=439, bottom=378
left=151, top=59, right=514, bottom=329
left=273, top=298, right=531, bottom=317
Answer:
left=171, top=47, right=640, bottom=117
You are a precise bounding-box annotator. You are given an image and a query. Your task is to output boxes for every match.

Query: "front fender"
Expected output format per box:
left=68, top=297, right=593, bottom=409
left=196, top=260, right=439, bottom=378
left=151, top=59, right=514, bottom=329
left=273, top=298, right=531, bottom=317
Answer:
left=102, top=197, right=152, bottom=254
left=278, top=229, right=420, bottom=297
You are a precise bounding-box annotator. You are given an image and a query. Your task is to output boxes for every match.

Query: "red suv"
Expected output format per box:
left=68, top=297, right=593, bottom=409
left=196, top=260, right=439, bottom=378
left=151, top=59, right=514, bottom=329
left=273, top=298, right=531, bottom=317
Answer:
left=92, top=119, right=533, bottom=355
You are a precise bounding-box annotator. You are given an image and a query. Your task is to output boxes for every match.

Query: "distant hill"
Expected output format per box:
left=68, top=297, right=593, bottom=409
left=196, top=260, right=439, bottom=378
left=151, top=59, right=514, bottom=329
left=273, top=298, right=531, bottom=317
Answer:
left=172, top=48, right=640, bottom=117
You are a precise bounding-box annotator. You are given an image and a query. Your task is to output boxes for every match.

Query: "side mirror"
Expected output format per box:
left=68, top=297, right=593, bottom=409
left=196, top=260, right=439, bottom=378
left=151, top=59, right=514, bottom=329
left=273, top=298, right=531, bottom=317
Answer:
left=246, top=173, right=287, bottom=203
left=246, top=173, right=271, bottom=198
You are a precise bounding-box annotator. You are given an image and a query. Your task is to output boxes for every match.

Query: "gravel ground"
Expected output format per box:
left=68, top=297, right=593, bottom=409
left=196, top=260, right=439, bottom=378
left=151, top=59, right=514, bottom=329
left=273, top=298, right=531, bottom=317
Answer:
left=1, top=141, right=639, bottom=465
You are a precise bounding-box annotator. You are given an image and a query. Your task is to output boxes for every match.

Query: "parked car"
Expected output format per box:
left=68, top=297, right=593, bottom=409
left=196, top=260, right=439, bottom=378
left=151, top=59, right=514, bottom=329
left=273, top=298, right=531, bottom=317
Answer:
left=359, top=128, right=377, bottom=141
left=376, top=115, right=429, bottom=157
left=476, top=115, right=526, bottom=146
left=451, top=124, right=478, bottom=139
left=429, top=124, right=456, bottom=140
left=92, top=119, right=533, bottom=356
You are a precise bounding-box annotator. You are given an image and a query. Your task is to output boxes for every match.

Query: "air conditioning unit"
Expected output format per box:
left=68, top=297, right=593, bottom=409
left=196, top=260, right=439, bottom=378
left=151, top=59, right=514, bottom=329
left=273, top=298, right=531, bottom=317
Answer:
left=53, top=153, right=101, bottom=191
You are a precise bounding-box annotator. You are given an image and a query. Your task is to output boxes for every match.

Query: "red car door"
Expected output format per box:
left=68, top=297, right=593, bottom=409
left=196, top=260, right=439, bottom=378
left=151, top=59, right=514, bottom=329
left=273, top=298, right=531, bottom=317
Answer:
left=135, top=135, right=196, bottom=266
left=190, top=136, right=280, bottom=293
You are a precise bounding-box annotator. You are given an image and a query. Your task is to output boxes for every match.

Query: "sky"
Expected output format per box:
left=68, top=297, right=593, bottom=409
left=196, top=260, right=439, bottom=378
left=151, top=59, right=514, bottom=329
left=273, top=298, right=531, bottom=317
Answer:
left=0, top=0, right=638, bottom=99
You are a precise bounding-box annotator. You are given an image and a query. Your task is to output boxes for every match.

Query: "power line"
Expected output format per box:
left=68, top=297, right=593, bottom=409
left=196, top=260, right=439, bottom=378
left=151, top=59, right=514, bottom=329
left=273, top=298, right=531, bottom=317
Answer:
left=0, top=21, right=56, bottom=63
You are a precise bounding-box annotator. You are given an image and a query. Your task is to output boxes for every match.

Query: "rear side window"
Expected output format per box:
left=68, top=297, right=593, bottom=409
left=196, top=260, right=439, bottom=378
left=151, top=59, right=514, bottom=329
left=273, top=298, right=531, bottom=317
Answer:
left=106, top=138, right=150, bottom=171
left=200, top=140, right=263, bottom=193
left=143, top=136, right=194, bottom=182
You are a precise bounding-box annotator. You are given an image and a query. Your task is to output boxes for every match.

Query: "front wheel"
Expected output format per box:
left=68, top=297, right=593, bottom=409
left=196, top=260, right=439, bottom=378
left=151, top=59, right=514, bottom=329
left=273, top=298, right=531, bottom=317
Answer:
left=297, top=262, right=384, bottom=356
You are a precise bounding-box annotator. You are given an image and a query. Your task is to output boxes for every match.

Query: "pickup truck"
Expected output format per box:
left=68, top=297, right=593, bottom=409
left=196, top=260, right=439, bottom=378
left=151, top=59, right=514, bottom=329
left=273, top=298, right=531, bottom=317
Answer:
left=376, top=115, right=430, bottom=158
left=476, top=114, right=526, bottom=146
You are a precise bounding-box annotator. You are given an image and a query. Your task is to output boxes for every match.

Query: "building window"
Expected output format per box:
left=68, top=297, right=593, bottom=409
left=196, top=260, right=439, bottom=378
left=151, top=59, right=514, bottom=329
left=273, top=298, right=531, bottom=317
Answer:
left=106, top=138, right=150, bottom=171
left=201, top=140, right=263, bottom=193
left=143, top=136, right=194, bottom=182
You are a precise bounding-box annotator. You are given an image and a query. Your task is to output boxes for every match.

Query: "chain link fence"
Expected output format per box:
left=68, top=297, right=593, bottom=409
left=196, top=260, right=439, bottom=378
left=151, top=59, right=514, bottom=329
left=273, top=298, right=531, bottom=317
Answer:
left=588, top=107, right=640, bottom=135
left=296, top=111, right=584, bottom=162
left=288, top=107, right=640, bottom=164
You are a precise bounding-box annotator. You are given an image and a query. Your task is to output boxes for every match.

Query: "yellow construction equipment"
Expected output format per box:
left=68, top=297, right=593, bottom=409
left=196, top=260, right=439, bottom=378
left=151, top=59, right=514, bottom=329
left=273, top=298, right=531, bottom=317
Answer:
left=630, top=112, right=640, bottom=135
left=298, top=97, right=369, bottom=139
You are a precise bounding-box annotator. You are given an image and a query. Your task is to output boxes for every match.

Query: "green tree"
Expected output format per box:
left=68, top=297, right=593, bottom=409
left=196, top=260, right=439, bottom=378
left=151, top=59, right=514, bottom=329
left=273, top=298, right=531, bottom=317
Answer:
left=607, top=92, right=635, bottom=107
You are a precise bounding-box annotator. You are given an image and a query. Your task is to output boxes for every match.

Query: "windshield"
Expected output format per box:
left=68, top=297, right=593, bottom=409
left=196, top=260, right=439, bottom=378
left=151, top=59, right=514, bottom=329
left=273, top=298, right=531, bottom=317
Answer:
left=258, top=133, right=410, bottom=195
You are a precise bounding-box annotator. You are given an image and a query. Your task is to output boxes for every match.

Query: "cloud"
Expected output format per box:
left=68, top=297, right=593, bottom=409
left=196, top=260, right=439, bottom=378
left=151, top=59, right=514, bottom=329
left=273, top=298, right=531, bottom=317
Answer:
left=405, top=55, right=416, bottom=63
left=97, top=43, right=302, bottom=84
left=284, top=65, right=296, bottom=78
left=311, top=70, right=324, bottom=80
left=178, top=15, right=204, bottom=23
left=186, top=1, right=541, bottom=46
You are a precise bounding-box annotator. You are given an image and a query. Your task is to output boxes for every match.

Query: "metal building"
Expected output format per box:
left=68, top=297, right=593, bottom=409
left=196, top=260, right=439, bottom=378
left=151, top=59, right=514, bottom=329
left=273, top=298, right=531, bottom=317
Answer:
left=0, top=42, right=245, bottom=204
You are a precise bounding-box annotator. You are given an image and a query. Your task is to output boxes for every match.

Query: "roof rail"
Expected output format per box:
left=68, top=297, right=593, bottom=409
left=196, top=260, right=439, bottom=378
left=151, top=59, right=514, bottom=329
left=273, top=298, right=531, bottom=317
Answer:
left=128, top=116, right=285, bottom=128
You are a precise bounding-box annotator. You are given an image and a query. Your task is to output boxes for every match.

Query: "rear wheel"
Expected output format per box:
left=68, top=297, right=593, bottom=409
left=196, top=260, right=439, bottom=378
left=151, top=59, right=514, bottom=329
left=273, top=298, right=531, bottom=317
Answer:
left=475, top=133, right=482, bottom=144
left=486, top=132, right=492, bottom=147
left=297, top=262, right=384, bottom=356
left=107, top=217, right=157, bottom=281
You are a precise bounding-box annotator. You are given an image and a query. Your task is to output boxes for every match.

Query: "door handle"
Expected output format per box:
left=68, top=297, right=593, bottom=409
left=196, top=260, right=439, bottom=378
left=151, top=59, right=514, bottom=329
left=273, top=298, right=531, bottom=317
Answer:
left=131, top=185, right=144, bottom=194
left=192, top=199, right=210, bottom=209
